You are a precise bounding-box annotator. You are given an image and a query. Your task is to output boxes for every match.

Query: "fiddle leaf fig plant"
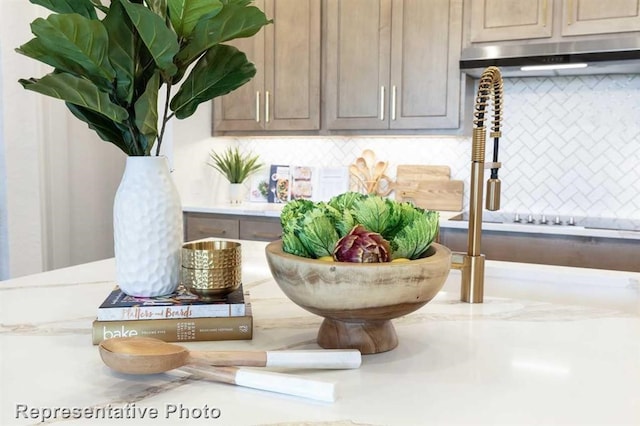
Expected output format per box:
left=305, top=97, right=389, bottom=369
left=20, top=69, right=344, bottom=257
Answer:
left=16, top=0, right=271, bottom=156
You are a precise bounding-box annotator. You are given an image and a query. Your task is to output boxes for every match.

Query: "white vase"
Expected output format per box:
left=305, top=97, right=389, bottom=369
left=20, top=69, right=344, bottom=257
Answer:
left=229, top=183, right=245, bottom=204
left=113, top=156, right=183, bottom=297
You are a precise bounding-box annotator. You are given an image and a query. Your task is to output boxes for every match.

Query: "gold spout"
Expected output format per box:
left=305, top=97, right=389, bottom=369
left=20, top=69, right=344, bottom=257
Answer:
left=459, top=66, right=504, bottom=304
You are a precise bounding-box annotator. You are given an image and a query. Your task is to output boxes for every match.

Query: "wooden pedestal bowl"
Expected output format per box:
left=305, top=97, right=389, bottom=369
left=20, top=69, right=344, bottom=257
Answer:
left=265, top=240, right=452, bottom=354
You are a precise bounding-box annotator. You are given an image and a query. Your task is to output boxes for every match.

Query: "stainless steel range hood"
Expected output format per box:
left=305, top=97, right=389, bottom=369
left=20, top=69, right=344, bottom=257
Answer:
left=460, top=36, right=640, bottom=77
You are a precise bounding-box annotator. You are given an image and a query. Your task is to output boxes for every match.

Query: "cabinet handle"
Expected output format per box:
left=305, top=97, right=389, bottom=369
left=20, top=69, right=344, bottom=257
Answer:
left=380, top=86, right=385, bottom=121
left=265, top=91, right=270, bottom=123
left=252, top=232, right=281, bottom=240
left=391, top=85, right=397, bottom=121
left=566, top=0, right=573, bottom=25
left=542, top=0, right=548, bottom=26
left=199, top=227, right=226, bottom=236
left=255, top=91, right=260, bottom=122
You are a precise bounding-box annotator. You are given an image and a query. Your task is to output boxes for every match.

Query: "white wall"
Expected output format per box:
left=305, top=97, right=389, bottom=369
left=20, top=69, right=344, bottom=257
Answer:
left=0, top=47, right=8, bottom=280
left=1, top=1, right=125, bottom=278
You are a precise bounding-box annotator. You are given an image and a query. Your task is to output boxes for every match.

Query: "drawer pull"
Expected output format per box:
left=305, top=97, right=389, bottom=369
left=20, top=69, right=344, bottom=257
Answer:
left=199, top=227, right=227, bottom=236
left=252, top=232, right=281, bottom=239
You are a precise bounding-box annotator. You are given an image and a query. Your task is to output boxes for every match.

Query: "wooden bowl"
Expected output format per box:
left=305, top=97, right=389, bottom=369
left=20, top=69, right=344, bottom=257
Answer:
left=265, top=240, right=452, bottom=354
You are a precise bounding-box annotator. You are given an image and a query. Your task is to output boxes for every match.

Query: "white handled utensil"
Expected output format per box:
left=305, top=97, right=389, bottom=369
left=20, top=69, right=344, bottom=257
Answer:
left=180, top=365, right=336, bottom=402
left=99, top=337, right=361, bottom=374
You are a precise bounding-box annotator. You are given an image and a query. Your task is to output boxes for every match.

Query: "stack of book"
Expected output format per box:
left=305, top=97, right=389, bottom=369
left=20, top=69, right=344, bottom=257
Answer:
left=91, top=284, right=252, bottom=345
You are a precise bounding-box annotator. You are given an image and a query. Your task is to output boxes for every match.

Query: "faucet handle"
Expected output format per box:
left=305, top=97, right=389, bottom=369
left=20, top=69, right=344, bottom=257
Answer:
left=485, top=178, right=501, bottom=211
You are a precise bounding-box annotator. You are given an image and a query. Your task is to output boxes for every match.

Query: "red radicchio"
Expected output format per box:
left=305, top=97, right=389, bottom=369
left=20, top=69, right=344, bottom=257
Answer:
left=333, top=224, right=391, bottom=263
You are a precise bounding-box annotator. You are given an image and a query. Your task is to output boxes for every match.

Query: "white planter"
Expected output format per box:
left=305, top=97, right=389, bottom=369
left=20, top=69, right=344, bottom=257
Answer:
left=113, top=156, right=183, bottom=296
left=229, top=183, right=245, bottom=204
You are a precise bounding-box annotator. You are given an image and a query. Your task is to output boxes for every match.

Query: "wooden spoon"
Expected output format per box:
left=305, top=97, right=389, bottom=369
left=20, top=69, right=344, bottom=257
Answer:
left=99, top=337, right=361, bottom=375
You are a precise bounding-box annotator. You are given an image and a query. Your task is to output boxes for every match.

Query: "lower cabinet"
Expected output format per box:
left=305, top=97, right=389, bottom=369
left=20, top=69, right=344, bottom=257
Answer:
left=439, top=227, right=640, bottom=272
left=184, top=212, right=282, bottom=243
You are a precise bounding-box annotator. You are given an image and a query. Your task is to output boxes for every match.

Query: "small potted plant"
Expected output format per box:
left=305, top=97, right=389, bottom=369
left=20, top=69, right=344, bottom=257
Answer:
left=208, top=147, right=264, bottom=203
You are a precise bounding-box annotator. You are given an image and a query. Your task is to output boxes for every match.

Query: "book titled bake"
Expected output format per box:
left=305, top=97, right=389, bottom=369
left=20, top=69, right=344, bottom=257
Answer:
left=91, top=302, right=253, bottom=345
left=97, top=284, right=247, bottom=321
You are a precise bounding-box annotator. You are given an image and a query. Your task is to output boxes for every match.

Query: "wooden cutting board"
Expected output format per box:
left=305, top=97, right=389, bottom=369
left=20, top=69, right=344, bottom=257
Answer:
left=395, top=165, right=451, bottom=183
left=394, top=165, right=463, bottom=211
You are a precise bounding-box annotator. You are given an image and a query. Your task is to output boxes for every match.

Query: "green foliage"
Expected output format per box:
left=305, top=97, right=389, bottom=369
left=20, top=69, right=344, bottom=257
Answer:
left=17, top=0, right=271, bottom=156
left=281, top=192, right=440, bottom=260
left=207, top=147, right=263, bottom=184
left=390, top=209, right=439, bottom=260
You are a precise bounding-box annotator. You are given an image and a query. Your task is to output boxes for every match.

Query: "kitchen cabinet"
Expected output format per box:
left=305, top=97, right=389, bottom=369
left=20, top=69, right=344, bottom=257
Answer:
left=324, top=0, right=464, bottom=130
left=468, top=0, right=640, bottom=44
left=438, top=227, right=640, bottom=272
left=184, top=212, right=282, bottom=243
left=212, top=0, right=321, bottom=132
left=469, top=0, right=552, bottom=42
left=561, top=0, right=640, bottom=36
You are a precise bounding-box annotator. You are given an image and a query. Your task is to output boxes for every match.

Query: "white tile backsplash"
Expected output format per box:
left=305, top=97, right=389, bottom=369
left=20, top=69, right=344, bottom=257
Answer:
left=178, top=74, right=640, bottom=219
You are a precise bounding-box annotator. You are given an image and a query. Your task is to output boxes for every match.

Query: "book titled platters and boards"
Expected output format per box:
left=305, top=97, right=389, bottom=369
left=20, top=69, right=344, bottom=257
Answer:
left=97, top=284, right=247, bottom=321
left=91, top=299, right=253, bottom=345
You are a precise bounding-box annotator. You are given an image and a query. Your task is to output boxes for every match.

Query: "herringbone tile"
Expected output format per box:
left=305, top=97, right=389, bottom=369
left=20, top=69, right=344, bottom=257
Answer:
left=203, top=74, right=640, bottom=219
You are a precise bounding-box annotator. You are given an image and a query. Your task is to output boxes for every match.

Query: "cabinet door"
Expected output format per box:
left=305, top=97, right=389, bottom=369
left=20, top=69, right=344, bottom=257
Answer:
left=324, top=0, right=392, bottom=130
left=561, top=0, right=640, bottom=36
left=264, top=0, right=321, bottom=130
left=213, top=0, right=320, bottom=132
left=390, top=0, right=462, bottom=129
left=469, top=0, right=552, bottom=42
left=212, top=0, right=266, bottom=132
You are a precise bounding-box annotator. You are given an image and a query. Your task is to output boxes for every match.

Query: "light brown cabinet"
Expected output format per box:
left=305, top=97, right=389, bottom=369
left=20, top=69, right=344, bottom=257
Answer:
left=469, top=0, right=552, bottom=42
left=184, top=212, right=282, bottom=243
left=439, top=226, right=640, bottom=272
left=324, top=0, right=464, bottom=130
left=468, top=0, right=640, bottom=44
left=561, top=0, right=640, bottom=36
left=213, top=0, right=321, bottom=132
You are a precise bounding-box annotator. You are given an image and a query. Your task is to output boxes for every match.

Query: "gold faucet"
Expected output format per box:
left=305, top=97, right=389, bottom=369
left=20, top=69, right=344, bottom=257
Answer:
left=451, top=66, right=504, bottom=303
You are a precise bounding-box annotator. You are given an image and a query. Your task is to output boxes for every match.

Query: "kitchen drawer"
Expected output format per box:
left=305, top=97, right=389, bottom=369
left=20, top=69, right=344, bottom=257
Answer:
left=439, top=227, right=640, bottom=272
left=184, top=213, right=239, bottom=241
left=240, top=219, right=282, bottom=242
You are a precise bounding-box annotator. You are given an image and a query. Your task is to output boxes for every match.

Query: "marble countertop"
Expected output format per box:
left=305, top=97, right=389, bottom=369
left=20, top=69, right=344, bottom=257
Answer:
left=2, top=240, right=639, bottom=425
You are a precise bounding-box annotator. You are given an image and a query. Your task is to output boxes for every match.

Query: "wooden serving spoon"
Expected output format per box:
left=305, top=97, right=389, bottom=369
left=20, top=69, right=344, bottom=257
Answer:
left=99, top=337, right=361, bottom=375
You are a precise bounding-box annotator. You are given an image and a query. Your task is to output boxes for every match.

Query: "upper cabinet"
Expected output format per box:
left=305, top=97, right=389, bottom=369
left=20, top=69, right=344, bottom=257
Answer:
left=469, top=0, right=552, bottom=42
left=468, top=0, right=640, bottom=44
left=324, top=0, right=464, bottom=130
left=561, top=0, right=640, bottom=36
left=213, top=0, right=321, bottom=132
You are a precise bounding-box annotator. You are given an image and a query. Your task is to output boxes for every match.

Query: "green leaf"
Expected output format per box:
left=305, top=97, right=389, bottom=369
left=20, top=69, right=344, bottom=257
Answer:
left=391, top=210, right=439, bottom=260
left=134, top=72, right=160, bottom=155
left=169, top=0, right=223, bottom=39
left=65, top=102, right=135, bottom=155
left=170, top=44, right=255, bottom=119
left=175, top=3, right=270, bottom=72
left=29, top=0, right=99, bottom=19
left=103, top=0, right=136, bottom=104
left=297, top=209, right=340, bottom=259
left=353, top=196, right=402, bottom=238
left=19, top=73, right=128, bottom=123
left=28, top=14, right=115, bottom=91
left=16, top=38, right=92, bottom=79
left=145, top=0, right=168, bottom=18
left=120, top=0, right=180, bottom=77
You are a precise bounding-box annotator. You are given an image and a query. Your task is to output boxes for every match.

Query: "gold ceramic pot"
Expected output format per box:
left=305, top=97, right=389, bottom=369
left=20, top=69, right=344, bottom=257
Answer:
left=181, top=240, right=241, bottom=299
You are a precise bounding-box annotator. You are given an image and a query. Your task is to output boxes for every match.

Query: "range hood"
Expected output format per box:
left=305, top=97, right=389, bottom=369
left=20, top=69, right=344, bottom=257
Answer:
left=460, top=36, right=640, bottom=77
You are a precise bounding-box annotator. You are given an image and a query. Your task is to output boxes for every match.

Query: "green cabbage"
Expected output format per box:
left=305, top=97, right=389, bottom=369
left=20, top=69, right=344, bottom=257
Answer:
left=280, top=192, right=439, bottom=260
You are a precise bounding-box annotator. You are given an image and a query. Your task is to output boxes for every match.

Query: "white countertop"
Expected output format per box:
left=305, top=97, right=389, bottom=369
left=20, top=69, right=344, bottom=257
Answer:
left=2, top=240, right=639, bottom=425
